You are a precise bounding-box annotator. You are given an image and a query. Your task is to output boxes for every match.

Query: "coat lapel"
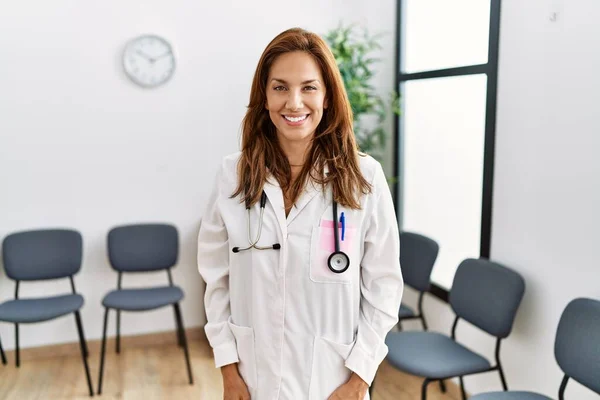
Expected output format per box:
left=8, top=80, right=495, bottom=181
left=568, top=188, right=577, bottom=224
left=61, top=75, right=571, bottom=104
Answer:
left=263, top=164, right=330, bottom=230
left=286, top=164, right=330, bottom=225
left=263, top=173, right=288, bottom=236
left=285, top=180, right=320, bottom=225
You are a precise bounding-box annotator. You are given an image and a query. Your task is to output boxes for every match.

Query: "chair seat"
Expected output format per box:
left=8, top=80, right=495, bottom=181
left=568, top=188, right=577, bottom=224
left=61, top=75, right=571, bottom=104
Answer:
left=385, top=331, right=491, bottom=378
left=470, top=392, right=552, bottom=400
left=0, top=294, right=84, bottom=323
left=398, top=303, right=416, bottom=319
left=102, top=286, right=184, bottom=311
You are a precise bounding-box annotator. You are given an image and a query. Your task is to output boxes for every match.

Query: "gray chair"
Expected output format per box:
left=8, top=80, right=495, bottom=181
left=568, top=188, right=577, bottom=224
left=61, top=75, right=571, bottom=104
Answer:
left=470, top=297, right=600, bottom=400
left=0, top=229, right=93, bottom=397
left=383, top=258, right=525, bottom=400
left=370, top=232, right=440, bottom=397
left=397, top=231, right=439, bottom=331
left=97, top=223, right=193, bottom=395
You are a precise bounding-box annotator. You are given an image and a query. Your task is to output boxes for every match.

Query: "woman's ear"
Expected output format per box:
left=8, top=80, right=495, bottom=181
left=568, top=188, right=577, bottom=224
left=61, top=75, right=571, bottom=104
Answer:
left=324, top=97, right=329, bottom=109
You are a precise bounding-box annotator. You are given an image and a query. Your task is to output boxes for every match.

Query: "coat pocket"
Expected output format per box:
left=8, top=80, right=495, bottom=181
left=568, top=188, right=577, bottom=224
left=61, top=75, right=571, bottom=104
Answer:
left=309, top=221, right=358, bottom=284
left=308, top=336, right=355, bottom=399
left=227, top=318, right=258, bottom=390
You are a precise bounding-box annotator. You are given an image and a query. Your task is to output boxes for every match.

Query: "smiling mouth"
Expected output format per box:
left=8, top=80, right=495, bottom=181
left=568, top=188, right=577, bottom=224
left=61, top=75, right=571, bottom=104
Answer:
left=283, top=114, right=309, bottom=123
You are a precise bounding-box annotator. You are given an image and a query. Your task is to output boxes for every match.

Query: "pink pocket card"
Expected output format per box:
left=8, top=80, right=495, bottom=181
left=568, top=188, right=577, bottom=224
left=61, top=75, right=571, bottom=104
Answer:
left=319, top=220, right=342, bottom=228
left=318, top=221, right=355, bottom=254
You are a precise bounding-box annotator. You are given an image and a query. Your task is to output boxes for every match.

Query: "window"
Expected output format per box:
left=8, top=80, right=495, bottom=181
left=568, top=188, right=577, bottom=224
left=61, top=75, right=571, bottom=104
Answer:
left=394, top=0, right=501, bottom=297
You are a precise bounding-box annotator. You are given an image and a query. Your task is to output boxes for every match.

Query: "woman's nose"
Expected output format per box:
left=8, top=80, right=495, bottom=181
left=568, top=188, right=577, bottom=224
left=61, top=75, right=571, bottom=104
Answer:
left=286, top=90, right=304, bottom=111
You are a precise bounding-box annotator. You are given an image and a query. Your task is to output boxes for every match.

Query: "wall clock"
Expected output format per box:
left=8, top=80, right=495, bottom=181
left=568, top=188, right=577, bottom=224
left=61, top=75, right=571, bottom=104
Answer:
left=123, top=34, right=176, bottom=88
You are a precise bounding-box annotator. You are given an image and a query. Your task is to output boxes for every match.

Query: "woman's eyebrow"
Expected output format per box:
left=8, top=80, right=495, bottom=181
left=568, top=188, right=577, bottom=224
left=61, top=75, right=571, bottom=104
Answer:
left=270, top=78, right=321, bottom=85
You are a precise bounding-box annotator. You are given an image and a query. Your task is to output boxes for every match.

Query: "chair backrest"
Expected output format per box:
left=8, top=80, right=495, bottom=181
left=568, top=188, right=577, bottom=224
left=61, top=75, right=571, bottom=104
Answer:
left=449, top=258, right=525, bottom=338
left=554, top=297, right=600, bottom=394
left=400, top=231, right=439, bottom=292
left=108, top=223, right=178, bottom=272
left=2, top=229, right=83, bottom=281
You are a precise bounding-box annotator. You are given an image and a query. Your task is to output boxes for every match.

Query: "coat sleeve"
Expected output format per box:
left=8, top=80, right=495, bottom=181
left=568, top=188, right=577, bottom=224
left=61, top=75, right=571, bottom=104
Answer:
left=344, top=162, right=404, bottom=385
left=197, top=163, right=239, bottom=368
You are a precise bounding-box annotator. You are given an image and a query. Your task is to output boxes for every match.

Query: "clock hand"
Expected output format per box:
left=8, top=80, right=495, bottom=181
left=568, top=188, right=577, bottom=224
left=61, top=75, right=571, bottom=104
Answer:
left=135, top=49, right=155, bottom=63
left=155, top=51, right=172, bottom=60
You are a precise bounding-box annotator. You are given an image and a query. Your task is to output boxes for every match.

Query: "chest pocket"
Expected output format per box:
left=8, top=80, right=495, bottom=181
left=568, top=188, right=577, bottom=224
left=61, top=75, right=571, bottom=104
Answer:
left=309, top=208, right=361, bottom=284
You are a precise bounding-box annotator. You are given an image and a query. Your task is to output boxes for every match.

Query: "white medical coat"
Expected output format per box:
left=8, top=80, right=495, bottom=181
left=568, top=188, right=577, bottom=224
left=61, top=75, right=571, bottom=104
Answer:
left=198, top=152, right=403, bottom=399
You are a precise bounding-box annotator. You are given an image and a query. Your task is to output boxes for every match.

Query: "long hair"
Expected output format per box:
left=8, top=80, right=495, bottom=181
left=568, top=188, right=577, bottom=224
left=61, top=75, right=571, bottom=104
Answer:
left=232, top=27, right=372, bottom=209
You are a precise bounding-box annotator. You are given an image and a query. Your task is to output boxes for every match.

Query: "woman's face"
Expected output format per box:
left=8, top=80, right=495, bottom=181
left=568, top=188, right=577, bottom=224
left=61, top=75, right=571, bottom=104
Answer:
left=265, top=51, right=328, bottom=147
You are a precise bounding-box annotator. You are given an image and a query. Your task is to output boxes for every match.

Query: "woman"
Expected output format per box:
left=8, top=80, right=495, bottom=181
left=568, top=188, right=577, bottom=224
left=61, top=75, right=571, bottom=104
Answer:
left=197, top=27, right=403, bottom=400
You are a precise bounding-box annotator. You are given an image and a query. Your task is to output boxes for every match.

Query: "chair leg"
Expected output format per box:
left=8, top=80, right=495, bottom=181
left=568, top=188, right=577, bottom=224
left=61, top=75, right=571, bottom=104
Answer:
left=15, top=323, right=19, bottom=368
left=79, top=317, right=89, bottom=358
left=74, top=311, right=94, bottom=397
left=97, top=308, right=110, bottom=395
left=439, top=380, right=446, bottom=393
left=498, top=365, right=508, bottom=390
left=421, top=378, right=431, bottom=400
left=173, top=307, right=183, bottom=347
left=0, top=336, right=5, bottom=365
left=116, top=310, right=121, bottom=354
left=173, top=303, right=194, bottom=384
left=420, top=315, right=428, bottom=331
left=459, top=376, right=467, bottom=400
left=558, top=375, right=569, bottom=400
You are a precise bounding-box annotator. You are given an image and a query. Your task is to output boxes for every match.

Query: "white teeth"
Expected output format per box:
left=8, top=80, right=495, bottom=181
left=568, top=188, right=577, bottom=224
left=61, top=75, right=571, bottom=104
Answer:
left=284, top=115, right=308, bottom=122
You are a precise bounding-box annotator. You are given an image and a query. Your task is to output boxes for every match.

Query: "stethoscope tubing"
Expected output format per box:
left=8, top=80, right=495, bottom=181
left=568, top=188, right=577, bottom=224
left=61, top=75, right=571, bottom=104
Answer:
left=232, top=192, right=280, bottom=253
left=232, top=191, right=350, bottom=275
left=328, top=198, right=350, bottom=274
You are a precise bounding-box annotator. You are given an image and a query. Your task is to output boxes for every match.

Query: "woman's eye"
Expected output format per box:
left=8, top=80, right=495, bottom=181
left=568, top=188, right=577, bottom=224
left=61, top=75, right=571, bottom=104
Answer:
left=273, top=86, right=286, bottom=91
left=304, top=86, right=317, bottom=91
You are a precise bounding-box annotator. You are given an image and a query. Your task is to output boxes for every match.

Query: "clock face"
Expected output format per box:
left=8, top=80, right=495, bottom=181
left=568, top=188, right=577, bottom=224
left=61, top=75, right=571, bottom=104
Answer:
left=123, top=34, right=176, bottom=88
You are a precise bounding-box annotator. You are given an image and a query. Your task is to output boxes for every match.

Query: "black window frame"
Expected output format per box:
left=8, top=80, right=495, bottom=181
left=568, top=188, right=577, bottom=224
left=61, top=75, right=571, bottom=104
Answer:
left=393, top=0, right=502, bottom=302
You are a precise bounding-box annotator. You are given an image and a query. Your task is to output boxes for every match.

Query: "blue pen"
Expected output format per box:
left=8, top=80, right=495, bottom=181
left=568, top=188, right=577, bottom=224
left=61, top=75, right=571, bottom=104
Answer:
left=340, top=212, right=346, bottom=241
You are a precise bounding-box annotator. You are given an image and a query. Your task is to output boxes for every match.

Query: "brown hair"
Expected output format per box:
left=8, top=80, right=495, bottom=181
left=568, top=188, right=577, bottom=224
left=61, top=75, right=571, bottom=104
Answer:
left=232, top=27, right=371, bottom=209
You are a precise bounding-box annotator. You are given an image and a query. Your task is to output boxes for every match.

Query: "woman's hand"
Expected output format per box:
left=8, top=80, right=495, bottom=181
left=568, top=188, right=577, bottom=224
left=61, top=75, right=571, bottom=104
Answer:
left=327, top=373, right=369, bottom=400
left=221, top=364, right=251, bottom=400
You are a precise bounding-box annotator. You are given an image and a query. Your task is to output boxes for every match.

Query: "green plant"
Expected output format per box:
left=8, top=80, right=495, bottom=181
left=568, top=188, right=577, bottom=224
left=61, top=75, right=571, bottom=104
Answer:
left=324, top=23, right=400, bottom=162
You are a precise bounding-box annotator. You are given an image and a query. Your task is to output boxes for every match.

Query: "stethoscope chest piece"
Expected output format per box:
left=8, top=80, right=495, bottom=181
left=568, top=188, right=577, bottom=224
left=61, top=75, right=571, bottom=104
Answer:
left=328, top=251, right=350, bottom=273
left=327, top=199, right=350, bottom=274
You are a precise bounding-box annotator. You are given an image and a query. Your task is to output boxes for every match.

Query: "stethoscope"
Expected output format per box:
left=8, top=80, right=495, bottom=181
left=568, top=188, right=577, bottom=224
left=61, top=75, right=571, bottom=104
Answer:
left=232, top=191, right=350, bottom=274
left=232, top=191, right=281, bottom=253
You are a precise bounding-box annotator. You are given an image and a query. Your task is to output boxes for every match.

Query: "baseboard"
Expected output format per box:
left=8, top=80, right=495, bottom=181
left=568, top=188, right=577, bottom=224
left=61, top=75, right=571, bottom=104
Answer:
left=3, top=327, right=206, bottom=362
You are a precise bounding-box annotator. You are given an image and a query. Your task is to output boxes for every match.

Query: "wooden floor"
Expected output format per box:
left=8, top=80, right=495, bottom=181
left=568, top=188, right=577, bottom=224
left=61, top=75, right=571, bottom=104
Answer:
left=0, top=335, right=464, bottom=400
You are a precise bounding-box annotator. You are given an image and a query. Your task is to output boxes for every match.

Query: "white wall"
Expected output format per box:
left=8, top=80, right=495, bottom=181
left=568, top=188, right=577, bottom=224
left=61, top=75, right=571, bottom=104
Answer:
left=0, top=1, right=397, bottom=350
left=348, top=1, right=399, bottom=179
left=402, top=0, right=600, bottom=398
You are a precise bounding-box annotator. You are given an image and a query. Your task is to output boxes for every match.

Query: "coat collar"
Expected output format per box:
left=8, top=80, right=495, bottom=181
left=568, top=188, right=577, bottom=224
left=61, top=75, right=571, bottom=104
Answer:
left=263, top=164, right=328, bottom=232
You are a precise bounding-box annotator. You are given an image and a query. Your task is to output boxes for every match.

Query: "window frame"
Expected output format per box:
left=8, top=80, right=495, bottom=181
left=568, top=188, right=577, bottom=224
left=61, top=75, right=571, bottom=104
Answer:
left=393, top=0, right=502, bottom=302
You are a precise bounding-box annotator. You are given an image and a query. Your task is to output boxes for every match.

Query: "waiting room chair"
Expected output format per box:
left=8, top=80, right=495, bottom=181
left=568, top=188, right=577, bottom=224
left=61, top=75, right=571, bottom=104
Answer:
left=369, top=231, right=440, bottom=398
left=382, top=258, right=526, bottom=400
left=397, top=231, right=439, bottom=331
left=0, top=229, right=93, bottom=396
left=470, top=297, right=600, bottom=400
left=97, top=223, right=193, bottom=395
